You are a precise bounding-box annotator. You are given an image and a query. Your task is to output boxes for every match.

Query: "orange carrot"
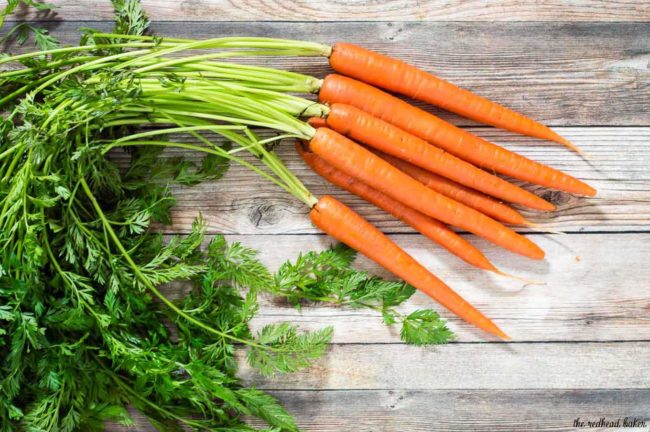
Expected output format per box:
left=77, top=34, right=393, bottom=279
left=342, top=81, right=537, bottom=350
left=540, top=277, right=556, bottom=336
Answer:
left=328, top=42, right=581, bottom=153
left=321, top=103, right=554, bottom=211
left=309, top=128, right=544, bottom=260
left=309, top=116, right=528, bottom=226
left=375, top=151, right=528, bottom=226
left=319, top=74, right=596, bottom=196
left=311, top=195, right=509, bottom=339
left=307, top=117, right=327, bottom=128
left=297, top=142, right=498, bottom=271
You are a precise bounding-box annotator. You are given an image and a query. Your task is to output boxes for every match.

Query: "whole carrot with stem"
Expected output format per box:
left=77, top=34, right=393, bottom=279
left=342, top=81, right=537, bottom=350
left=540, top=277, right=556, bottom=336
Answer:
left=45, top=36, right=591, bottom=197
left=317, top=103, right=554, bottom=211
left=297, top=142, right=499, bottom=272
left=311, top=195, right=509, bottom=339
left=319, top=74, right=596, bottom=196
left=328, top=42, right=581, bottom=153
left=308, top=128, right=545, bottom=260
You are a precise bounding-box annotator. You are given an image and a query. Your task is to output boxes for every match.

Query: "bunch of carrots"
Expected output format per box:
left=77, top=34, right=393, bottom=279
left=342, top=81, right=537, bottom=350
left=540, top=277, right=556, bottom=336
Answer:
left=0, top=34, right=596, bottom=340
left=256, top=40, right=594, bottom=339
left=205, top=38, right=593, bottom=339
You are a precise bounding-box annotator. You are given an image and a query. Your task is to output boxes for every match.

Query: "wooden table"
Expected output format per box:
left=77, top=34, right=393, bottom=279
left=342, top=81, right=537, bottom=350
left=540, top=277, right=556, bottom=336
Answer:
left=11, top=1, right=650, bottom=430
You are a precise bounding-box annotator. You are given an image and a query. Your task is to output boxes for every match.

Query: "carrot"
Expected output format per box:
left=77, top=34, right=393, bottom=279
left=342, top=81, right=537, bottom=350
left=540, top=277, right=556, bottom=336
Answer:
left=309, top=116, right=529, bottom=226
left=297, top=142, right=498, bottom=271
left=308, top=128, right=544, bottom=260
left=374, top=151, right=529, bottom=226
left=320, top=103, right=554, bottom=211
left=328, top=42, right=581, bottom=153
left=310, top=195, right=509, bottom=339
left=319, top=74, right=596, bottom=197
left=307, top=117, right=327, bottom=128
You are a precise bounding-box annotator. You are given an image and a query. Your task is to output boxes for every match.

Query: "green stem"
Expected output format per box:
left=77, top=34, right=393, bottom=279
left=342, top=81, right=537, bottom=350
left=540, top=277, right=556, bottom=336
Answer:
left=33, top=49, right=152, bottom=95
left=137, top=88, right=314, bottom=137
left=107, top=124, right=246, bottom=145
left=138, top=78, right=327, bottom=117
left=0, top=142, right=24, bottom=163
left=0, top=55, right=100, bottom=79
left=90, top=33, right=332, bottom=56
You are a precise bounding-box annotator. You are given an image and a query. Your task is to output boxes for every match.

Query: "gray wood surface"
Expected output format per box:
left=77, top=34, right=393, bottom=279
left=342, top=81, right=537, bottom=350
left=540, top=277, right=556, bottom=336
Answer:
left=219, top=233, right=650, bottom=343
left=237, top=342, right=650, bottom=389
left=9, top=0, right=650, bottom=22
left=3, top=3, right=649, bottom=431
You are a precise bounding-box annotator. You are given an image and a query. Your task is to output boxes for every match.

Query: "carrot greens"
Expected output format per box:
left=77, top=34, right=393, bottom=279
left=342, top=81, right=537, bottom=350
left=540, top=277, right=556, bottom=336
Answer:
left=0, top=2, right=454, bottom=430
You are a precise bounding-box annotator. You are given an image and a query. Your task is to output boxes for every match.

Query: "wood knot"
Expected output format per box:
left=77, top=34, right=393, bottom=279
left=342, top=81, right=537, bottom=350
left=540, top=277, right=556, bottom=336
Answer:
left=247, top=202, right=282, bottom=228
left=540, top=190, right=573, bottom=207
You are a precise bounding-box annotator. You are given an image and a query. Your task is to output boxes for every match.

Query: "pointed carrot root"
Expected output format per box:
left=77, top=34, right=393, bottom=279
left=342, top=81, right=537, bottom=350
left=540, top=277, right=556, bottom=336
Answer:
left=310, top=194, right=510, bottom=340
left=492, top=269, right=545, bottom=286
left=523, top=221, right=567, bottom=235
left=328, top=42, right=579, bottom=155
left=555, top=135, right=585, bottom=155
left=296, top=142, right=498, bottom=272
left=319, top=74, right=597, bottom=197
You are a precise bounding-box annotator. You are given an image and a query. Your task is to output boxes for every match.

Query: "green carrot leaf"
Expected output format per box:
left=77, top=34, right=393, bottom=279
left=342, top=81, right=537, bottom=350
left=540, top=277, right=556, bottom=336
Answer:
left=400, top=309, right=455, bottom=345
left=247, top=323, right=332, bottom=376
left=237, top=388, right=298, bottom=432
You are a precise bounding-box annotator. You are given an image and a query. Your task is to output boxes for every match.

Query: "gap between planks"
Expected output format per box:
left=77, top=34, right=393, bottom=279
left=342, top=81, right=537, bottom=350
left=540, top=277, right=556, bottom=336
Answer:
left=5, top=0, right=650, bottom=22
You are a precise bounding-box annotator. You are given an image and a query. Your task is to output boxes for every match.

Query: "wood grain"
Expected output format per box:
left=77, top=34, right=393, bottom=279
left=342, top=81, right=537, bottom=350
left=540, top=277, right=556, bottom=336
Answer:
left=7, top=1, right=650, bottom=22
left=2, top=21, right=649, bottom=126
left=237, top=342, right=650, bottom=390
left=108, top=127, right=650, bottom=234
left=249, top=389, right=650, bottom=432
left=107, top=389, right=650, bottom=432
left=206, top=233, right=650, bottom=343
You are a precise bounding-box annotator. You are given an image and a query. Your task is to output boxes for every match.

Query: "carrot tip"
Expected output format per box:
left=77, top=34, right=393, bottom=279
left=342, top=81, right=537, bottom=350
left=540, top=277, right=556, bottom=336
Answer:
left=492, top=269, right=545, bottom=286
left=538, top=202, right=557, bottom=212
left=523, top=221, right=566, bottom=235
left=582, top=185, right=598, bottom=197
left=556, top=136, right=585, bottom=155
left=497, top=331, right=512, bottom=341
left=490, top=325, right=511, bottom=341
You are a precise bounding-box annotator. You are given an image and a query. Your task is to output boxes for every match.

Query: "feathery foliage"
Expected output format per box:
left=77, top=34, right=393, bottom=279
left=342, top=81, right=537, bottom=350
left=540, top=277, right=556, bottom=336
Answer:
left=0, top=1, right=453, bottom=430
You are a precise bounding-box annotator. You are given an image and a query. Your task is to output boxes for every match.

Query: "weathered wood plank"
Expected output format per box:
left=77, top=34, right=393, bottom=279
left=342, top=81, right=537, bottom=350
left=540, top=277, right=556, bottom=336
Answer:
left=117, top=127, right=649, bottom=234
left=107, top=389, right=650, bottom=432
left=237, top=342, right=650, bottom=390
left=2, top=21, right=648, bottom=126
left=7, top=0, right=650, bottom=22
left=219, top=233, right=650, bottom=343
left=250, top=389, right=650, bottom=432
